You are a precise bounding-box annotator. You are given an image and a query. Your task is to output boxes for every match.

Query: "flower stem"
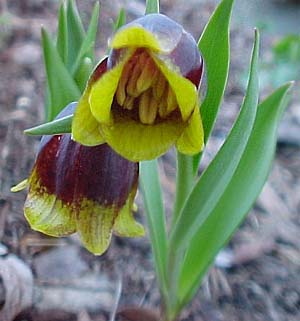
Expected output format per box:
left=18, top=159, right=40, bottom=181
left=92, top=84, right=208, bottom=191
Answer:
left=172, top=152, right=195, bottom=227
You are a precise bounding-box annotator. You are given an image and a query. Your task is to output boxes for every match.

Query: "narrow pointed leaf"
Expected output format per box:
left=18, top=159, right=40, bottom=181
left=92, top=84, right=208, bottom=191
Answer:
left=66, top=0, right=86, bottom=69
left=178, top=82, right=292, bottom=306
left=145, top=0, right=159, bottom=14
left=168, top=30, right=260, bottom=306
left=56, top=2, right=68, bottom=63
left=24, top=115, right=73, bottom=136
left=170, top=29, right=260, bottom=257
left=42, top=28, right=81, bottom=120
left=114, top=8, right=126, bottom=31
left=140, top=160, right=167, bottom=298
left=72, top=2, right=100, bottom=78
left=193, top=0, right=234, bottom=173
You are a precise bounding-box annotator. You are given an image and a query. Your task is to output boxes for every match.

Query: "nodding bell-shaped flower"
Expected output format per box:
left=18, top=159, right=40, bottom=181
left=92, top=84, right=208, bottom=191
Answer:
left=72, top=13, right=204, bottom=162
left=12, top=103, right=144, bottom=255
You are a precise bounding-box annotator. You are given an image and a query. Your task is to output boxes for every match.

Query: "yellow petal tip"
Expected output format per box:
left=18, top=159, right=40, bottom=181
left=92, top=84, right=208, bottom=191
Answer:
left=11, top=179, right=29, bottom=192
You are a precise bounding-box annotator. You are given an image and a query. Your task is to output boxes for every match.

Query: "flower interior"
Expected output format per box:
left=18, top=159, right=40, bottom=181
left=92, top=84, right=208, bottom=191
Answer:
left=114, top=48, right=180, bottom=125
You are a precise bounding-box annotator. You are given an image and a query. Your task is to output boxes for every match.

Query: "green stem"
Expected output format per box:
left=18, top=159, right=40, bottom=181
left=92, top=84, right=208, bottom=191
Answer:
left=172, top=152, right=195, bottom=227
left=166, top=153, right=198, bottom=319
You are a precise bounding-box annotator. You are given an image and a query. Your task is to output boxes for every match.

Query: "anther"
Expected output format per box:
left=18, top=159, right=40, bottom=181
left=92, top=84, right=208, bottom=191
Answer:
left=138, top=90, right=157, bottom=125
left=153, top=72, right=167, bottom=100
left=166, top=86, right=177, bottom=114
left=136, top=58, right=157, bottom=94
left=123, top=96, right=135, bottom=110
left=158, top=85, right=169, bottom=117
left=116, top=63, right=132, bottom=105
left=126, top=62, right=141, bottom=97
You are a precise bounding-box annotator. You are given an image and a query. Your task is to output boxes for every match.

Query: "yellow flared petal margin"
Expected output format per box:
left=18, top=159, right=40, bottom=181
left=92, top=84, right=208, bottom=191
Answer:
left=72, top=87, right=105, bottom=146
left=24, top=171, right=142, bottom=256
left=11, top=179, right=29, bottom=192
left=89, top=50, right=134, bottom=125
left=89, top=63, right=124, bottom=124
left=113, top=190, right=144, bottom=237
left=100, top=112, right=186, bottom=162
left=76, top=198, right=116, bottom=255
left=24, top=170, right=76, bottom=236
left=152, top=55, right=198, bottom=121
left=77, top=194, right=143, bottom=255
left=176, top=106, right=204, bottom=155
left=110, top=25, right=161, bottom=52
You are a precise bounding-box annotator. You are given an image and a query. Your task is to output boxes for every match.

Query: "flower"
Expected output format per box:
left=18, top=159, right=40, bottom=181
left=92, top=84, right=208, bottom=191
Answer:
left=12, top=102, right=144, bottom=255
left=72, top=13, right=204, bottom=161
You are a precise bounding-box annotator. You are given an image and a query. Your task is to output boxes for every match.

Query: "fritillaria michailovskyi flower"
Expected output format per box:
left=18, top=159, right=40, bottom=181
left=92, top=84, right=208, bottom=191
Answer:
left=72, top=13, right=204, bottom=161
left=12, top=103, right=144, bottom=255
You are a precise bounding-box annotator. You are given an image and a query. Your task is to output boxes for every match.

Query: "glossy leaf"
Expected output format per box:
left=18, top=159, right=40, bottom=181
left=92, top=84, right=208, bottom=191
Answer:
left=168, top=29, right=260, bottom=308
left=145, top=0, right=159, bottom=14
left=178, top=82, right=292, bottom=306
left=24, top=115, right=73, bottom=136
left=193, top=0, right=234, bottom=173
left=140, top=160, right=168, bottom=298
left=42, top=28, right=81, bottom=120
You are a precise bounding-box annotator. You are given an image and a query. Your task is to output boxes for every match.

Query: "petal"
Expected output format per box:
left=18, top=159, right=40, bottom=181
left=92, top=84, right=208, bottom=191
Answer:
left=72, top=87, right=105, bottom=146
left=20, top=101, right=141, bottom=255
left=113, top=190, right=144, bottom=237
left=111, top=14, right=184, bottom=53
left=11, top=179, right=29, bottom=192
left=76, top=200, right=116, bottom=255
left=152, top=54, right=198, bottom=121
left=176, top=106, right=204, bottom=155
left=89, top=51, right=133, bottom=125
left=72, top=59, right=109, bottom=146
left=24, top=169, right=76, bottom=236
left=110, top=25, right=161, bottom=52
left=100, top=112, right=186, bottom=162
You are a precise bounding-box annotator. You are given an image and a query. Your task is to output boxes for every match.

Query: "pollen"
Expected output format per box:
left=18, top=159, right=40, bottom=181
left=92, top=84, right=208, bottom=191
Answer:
left=115, top=49, right=179, bottom=125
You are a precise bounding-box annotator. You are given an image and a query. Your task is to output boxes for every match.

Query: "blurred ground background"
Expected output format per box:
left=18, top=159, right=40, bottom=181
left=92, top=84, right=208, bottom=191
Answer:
left=0, top=0, right=299, bottom=320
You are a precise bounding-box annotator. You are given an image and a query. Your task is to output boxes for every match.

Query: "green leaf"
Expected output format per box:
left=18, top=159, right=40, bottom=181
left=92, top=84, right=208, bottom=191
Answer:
left=168, top=29, right=260, bottom=309
left=193, top=0, right=234, bottom=173
left=140, top=160, right=168, bottom=299
left=145, top=0, right=159, bottom=14
left=178, top=82, right=292, bottom=307
left=114, top=8, right=126, bottom=31
left=66, top=0, right=86, bottom=69
left=56, top=2, right=68, bottom=63
left=71, top=2, right=100, bottom=80
left=42, top=28, right=81, bottom=121
left=74, top=57, right=94, bottom=92
left=24, top=114, right=73, bottom=136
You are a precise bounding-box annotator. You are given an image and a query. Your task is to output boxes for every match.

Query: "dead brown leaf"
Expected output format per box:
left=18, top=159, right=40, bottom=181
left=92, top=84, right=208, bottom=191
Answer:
left=117, top=307, right=160, bottom=321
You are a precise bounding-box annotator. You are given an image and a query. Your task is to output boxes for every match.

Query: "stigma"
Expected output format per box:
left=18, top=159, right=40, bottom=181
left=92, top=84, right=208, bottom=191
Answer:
left=115, top=49, right=178, bottom=125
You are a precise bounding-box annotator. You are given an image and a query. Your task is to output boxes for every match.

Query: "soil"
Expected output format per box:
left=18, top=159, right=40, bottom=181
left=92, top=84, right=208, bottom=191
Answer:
left=0, top=1, right=299, bottom=321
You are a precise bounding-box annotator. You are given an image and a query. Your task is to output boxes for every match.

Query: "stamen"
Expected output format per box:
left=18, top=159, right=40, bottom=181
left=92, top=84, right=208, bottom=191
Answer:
left=116, top=62, right=132, bottom=106
left=126, top=62, right=142, bottom=97
left=153, top=72, right=167, bottom=100
left=136, top=58, right=157, bottom=94
left=123, top=96, right=135, bottom=110
left=139, top=90, right=158, bottom=125
left=166, top=86, right=177, bottom=114
left=158, top=95, right=168, bottom=118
